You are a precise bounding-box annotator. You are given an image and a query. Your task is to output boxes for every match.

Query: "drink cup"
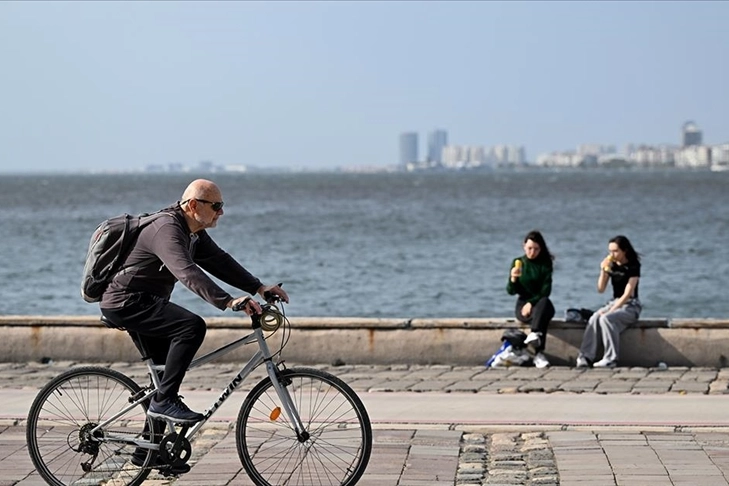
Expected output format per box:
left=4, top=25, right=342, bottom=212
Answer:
left=513, top=259, right=522, bottom=276
left=602, top=255, right=613, bottom=273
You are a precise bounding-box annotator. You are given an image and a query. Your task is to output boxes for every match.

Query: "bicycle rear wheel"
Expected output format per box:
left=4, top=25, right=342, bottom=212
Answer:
left=26, top=366, right=156, bottom=486
left=236, top=367, right=372, bottom=486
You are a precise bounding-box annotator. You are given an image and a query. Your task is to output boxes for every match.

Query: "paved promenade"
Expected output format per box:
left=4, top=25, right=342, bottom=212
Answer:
left=3, top=361, right=729, bottom=485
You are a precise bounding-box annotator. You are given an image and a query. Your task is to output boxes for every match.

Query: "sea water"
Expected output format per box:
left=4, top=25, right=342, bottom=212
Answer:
left=1, top=170, right=726, bottom=319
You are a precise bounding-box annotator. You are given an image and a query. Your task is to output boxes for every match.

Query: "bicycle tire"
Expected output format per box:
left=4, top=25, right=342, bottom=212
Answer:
left=26, top=366, right=156, bottom=486
left=236, top=367, right=372, bottom=486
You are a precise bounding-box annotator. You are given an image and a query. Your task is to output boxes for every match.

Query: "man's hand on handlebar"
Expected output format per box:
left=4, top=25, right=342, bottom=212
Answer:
left=229, top=283, right=287, bottom=315
left=258, top=283, right=289, bottom=304
left=228, top=296, right=262, bottom=316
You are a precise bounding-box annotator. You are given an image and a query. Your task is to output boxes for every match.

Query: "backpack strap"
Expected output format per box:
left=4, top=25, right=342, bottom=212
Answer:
left=110, top=211, right=175, bottom=281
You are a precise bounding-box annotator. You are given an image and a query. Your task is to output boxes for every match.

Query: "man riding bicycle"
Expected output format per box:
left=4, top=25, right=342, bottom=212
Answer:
left=100, top=179, right=288, bottom=426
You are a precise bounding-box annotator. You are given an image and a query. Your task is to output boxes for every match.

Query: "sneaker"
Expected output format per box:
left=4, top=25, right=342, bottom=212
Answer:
left=147, top=396, right=204, bottom=424
left=524, top=332, right=542, bottom=351
left=593, top=358, right=617, bottom=369
left=131, top=453, right=191, bottom=475
left=575, top=356, right=590, bottom=368
left=533, top=352, right=550, bottom=369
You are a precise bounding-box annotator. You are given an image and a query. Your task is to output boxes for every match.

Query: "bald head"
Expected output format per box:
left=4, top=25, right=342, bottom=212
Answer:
left=180, top=179, right=225, bottom=232
left=181, top=179, right=222, bottom=202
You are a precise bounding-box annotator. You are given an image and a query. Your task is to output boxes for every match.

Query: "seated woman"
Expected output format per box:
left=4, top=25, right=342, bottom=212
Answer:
left=577, top=235, right=642, bottom=368
left=506, top=230, right=555, bottom=368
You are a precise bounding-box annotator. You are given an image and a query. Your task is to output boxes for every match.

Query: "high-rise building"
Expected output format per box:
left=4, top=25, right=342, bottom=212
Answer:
left=427, top=129, right=448, bottom=163
left=399, top=132, right=419, bottom=165
left=682, top=121, right=703, bottom=147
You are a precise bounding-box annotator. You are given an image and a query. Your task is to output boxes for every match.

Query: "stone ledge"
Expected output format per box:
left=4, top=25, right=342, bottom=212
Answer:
left=669, top=318, right=729, bottom=329
left=2, top=316, right=729, bottom=367
left=0, top=315, right=677, bottom=329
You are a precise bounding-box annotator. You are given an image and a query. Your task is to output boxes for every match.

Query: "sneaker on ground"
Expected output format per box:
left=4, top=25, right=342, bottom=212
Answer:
left=575, top=356, right=590, bottom=368
left=593, top=358, right=617, bottom=369
left=533, top=352, right=550, bottom=369
left=131, top=453, right=191, bottom=475
left=147, top=396, right=204, bottom=424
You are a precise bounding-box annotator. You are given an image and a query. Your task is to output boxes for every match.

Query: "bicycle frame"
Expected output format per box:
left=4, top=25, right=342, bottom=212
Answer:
left=91, top=313, right=306, bottom=451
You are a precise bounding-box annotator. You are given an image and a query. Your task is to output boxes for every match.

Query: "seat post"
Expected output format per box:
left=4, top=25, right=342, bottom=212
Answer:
left=126, top=330, right=165, bottom=391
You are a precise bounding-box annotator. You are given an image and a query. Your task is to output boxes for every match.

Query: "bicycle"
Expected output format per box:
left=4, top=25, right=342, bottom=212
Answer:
left=26, top=295, right=372, bottom=486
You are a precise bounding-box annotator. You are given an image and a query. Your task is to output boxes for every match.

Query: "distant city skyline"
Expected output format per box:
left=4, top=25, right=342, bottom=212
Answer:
left=398, top=120, right=724, bottom=170
left=141, top=117, right=726, bottom=173
left=1, top=2, right=728, bottom=174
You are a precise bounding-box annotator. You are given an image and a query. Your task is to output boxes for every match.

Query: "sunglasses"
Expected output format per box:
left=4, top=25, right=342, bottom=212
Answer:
left=194, top=199, right=224, bottom=211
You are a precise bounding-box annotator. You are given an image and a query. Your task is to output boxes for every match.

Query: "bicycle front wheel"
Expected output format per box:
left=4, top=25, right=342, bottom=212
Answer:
left=26, top=366, right=156, bottom=486
left=236, top=367, right=372, bottom=486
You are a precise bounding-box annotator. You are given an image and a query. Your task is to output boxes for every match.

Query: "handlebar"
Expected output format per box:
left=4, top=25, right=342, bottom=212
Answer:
left=231, top=283, right=284, bottom=312
left=263, top=290, right=281, bottom=304
left=231, top=283, right=285, bottom=332
left=264, top=282, right=284, bottom=303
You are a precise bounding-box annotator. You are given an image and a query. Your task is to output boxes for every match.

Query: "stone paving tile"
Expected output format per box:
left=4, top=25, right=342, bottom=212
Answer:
left=369, top=380, right=422, bottom=392
left=679, top=370, right=719, bottom=381
left=401, top=368, right=450, bottom=380
left=615, top=478, right=672, bottom=486
left=361, top=369, right=417, bottom=380
left=536, top=370, right=583, bottom=383
left=481, top=380, right=530, bottom=392
left=560, top=480, right=618, bottom=486
left=479, top=368, right=516, bottom=377
left=518, top=380, right=564, bottom=393
left=443, top=380, right=489, bottom=392
left=641, top=370, right=688, bottom=380
left=709, top=380, right=729, bottom=394
left=13, top=478, right=49, bottom=486
left=433, top=370, right=483, bottom=381
left=717, top=369, right=729, bottom=379
left=409, top=380, right=456, bottom=392
left=500, top=368, right=551, bottom=380
left=631, top=380, right=673, bottom=392
left=566, top=370, right=613, bottom=383
left=670, top=381, right=711, bottom=393
left=594, top=379, right=639, bottom=393
left=559, top=380, right=599, bottom=392
left=344, top=377, right=390, bottom=390
left=611, top=368, right=651, bottom=379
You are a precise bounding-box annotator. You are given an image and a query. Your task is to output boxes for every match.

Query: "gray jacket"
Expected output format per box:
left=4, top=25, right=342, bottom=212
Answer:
left=100, top=206, right=261, bottom=310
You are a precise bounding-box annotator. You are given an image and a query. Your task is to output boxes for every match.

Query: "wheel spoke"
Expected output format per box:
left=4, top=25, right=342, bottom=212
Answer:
left=237, top=368, right=371, bottom=486
left=27, top=367, right=154, bottom=486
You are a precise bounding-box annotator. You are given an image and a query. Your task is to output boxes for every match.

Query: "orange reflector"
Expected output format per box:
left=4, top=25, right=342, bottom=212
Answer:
left=270, top=407, right=281, bottom=421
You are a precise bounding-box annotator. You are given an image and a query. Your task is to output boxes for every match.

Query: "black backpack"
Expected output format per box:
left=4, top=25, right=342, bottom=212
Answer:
left=501, top=328, right=528, bottom=349
left=80, top=211, right=171, bottom=303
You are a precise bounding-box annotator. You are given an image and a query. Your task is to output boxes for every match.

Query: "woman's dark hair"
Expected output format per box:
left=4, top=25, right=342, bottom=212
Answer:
left=524, top=230, right=554, bottom=266
left=610, top=235, right=641, bottom=263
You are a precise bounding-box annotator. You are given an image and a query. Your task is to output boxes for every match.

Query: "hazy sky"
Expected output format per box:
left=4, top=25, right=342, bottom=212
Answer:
left=1, top=1, right=727, bottom=173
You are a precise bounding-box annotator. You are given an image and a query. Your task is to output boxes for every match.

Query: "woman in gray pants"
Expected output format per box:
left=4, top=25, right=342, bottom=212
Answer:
left=576, top=235, right=642, bottom=368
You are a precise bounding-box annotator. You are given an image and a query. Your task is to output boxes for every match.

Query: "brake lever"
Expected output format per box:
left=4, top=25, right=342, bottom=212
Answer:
left=263, top=282, right=284, bottom=304
left=231, top=297, right=252, bottom=312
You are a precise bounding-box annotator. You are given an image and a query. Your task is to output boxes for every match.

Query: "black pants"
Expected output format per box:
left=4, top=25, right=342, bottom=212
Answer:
left=514, top=296, right=555, bottom=352
left=101, top=293, right=206, bottom=402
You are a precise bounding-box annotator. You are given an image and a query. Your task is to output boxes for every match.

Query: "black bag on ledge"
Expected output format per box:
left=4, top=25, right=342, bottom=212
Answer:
left=565, top=308, right=594, bottom=324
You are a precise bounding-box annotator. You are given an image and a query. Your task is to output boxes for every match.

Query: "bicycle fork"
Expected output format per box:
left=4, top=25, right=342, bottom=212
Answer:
left=255, top=328, right=309, bottom=443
